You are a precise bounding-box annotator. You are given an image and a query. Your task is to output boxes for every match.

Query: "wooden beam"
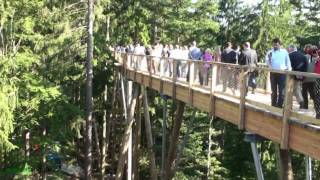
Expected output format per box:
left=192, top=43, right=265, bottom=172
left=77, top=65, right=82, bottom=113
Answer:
left=116, top=85, right=139, bottom=180
left=142, top=86, right=157, bottom=180
left=164, top=101, right=186, bottom=180
left=281, top=74, right=294, bottom=149
left=239, top=68, right=248, bottom=130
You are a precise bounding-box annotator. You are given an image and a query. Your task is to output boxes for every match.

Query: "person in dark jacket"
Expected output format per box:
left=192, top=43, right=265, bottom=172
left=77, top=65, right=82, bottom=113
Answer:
left=288, top=45, right=308, bottom=109
left=302, top=45, right=316, bottom=109
left=221, top=42, right=238, bottom=94
left=239, top=42, right=258, bottom=94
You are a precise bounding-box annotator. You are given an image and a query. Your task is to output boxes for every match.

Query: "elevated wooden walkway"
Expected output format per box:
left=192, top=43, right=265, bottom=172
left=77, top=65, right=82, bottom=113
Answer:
left=115, top=52, right=320, bottom=160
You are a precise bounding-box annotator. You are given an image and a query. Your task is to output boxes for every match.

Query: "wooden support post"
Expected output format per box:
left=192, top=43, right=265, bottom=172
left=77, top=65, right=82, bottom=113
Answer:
left=127, top=81, right=133, bottom=180
left=164, top=101, right=186, bottom=180
left=281, top=74, right=294, bottom=149
left=132, top=94, right=142, bottom=180
left=116, top=85, right=139, bottom=180
left=274, top=143, right=293, bottom=180
left=161, top=97, right=168, bottom=180
left=142, top=86, right=157, bottom=180
left=188, top=60, right=194, bottom=105
left=120, top=73, right=128, bottom=120
left=172, top=60, right=177, bottom=100
left=239, top=68, right=248, bottom=130
left=207, top=116, right=214, bottom=179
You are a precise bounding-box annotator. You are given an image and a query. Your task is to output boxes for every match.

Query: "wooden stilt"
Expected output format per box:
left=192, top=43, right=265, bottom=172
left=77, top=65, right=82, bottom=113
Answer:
left=281, top=74, right=294, bottom=149
left=207, top=116, right=214, bottom=178
left=142, top=86, right=157, bottom=180
left=132, top=94, right=142, bottom=180
left=164, top=101, right=185, bottom=180
left=161, top=97, right=168, bottom=180
left=274, top=144, right=293, bottom=180
left=127, top=81, right=133, bottom=180
left=116, top=85, right=139, bottom=180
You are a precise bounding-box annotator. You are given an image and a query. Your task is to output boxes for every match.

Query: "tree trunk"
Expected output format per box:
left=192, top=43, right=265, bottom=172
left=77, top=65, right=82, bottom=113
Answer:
left=84, top=0, right=94, bottom=178
left=274, top=144, right=294, bottom=180
left=164, top=101, right=185, bottom=180
left=101, top=85, right=108, bottom=179
left=142, top=86, right=157, bottom=180
left=116, top=85, right=139, bottom=180
left=132, top=94, right=142, bottom=180
left=172, top=109, right=196, bottom=175
left=93, top=119, right=101, bottom=169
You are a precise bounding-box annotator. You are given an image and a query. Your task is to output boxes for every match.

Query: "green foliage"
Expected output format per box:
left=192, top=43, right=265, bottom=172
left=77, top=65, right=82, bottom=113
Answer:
left=1, top=0, right=320, bottom=179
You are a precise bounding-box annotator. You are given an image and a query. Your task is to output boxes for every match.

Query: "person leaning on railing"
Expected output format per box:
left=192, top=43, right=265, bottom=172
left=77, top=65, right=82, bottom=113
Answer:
left=266, top=38, right=292, bottom=108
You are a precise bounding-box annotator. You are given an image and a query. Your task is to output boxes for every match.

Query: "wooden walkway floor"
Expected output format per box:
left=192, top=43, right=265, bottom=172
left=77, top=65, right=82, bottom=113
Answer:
left=115, top=54, right=320, bottom=161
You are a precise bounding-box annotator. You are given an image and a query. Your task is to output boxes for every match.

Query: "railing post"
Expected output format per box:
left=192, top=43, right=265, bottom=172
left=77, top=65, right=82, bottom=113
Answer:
left=160, top=58, right=164, bottom=94
left=148, top=57, right=153, bottom=88
left=172, top=60, right=177, bottom=100
left=266, top=71, right=271, bottom=94
left=239, top=67, right=248, bottom=130
left=281, top=73, right=294, bottom=149
left=210, top=63, right=218, bottom=117
left=188, top=60, right=195, bottom=105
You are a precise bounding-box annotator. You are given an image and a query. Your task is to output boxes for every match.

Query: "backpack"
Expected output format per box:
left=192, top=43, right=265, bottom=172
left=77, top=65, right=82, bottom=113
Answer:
left=314, top=59, right=320, bottom=74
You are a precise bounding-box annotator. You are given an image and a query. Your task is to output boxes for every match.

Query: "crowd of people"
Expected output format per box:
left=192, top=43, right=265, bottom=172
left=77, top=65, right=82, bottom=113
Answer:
left=116, top=38, right=320, bottom=119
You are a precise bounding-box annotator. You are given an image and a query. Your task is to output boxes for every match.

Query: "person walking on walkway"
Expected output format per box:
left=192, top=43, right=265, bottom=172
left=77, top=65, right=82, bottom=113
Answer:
left=201, top=48, right=213, bottom=86
left=239, top=42, right=258, bottom=94
left=221, top=42, right=238, bottom=94
left=188, top=41, right=202, bottom=84
left=266, top=38, right=292, bottom=108
left=287, top=44, right=308, bottom=109
left=302, top=45, right=316, bottom=109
